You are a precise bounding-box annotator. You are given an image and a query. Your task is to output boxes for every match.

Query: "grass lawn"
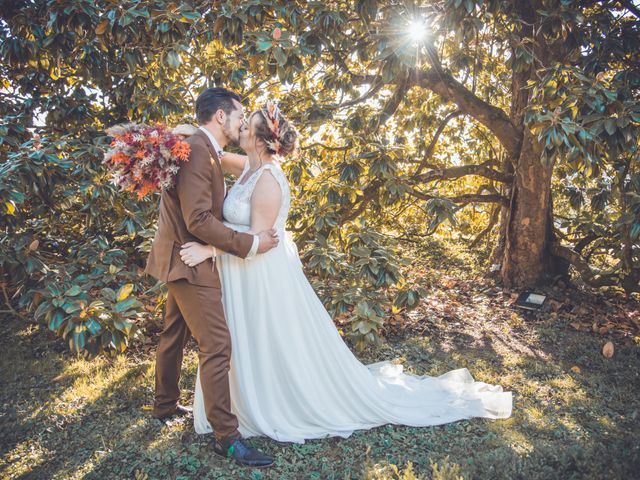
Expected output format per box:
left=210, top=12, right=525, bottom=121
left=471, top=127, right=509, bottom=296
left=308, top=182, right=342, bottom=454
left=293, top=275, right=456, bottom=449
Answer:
left=1, top=241, right=639, bottom=479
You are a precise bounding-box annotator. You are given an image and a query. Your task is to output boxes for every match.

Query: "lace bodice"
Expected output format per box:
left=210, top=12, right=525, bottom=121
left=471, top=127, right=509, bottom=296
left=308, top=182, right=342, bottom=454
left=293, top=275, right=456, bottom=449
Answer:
left=223, top=161, right=291, bottom=232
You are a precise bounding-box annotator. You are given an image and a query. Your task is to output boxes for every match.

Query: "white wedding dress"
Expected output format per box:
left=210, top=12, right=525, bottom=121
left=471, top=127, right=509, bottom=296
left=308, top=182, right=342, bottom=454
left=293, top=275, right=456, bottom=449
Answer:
left=193, top=161, right=512, bottom=443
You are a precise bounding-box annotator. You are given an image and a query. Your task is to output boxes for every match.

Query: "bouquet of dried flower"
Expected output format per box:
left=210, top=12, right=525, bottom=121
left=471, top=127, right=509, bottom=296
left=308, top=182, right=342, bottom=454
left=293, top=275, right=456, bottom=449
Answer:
left=103, top=123, right=191, bottom=199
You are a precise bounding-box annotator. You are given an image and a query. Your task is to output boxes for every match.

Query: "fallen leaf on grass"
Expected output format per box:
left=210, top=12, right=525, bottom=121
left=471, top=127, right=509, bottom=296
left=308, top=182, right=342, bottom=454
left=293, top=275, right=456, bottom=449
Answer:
left=442, top=279, right=458, bottom=289
left=549, top=300, right=563, bottom=311
left=570, top=365, right=581, bottom=374
left=602, top=341, right=614, bottom=358
left=574, top=306, right=589, bottom=316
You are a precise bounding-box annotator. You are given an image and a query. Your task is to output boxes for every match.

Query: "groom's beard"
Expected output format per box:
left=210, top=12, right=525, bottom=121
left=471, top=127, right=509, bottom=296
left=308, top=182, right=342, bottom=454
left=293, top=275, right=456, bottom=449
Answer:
left=223, top=119, right=240, bottom=147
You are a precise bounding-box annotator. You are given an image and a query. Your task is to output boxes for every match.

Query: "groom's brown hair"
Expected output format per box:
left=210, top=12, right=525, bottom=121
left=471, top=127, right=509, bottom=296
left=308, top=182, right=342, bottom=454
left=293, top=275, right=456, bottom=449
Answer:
left=196, top=87, right=241, bottom=125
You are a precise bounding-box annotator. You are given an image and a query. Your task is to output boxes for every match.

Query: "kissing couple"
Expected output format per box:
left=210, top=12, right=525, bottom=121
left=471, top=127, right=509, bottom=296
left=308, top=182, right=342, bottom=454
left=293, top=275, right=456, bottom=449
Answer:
left=144, top=87, right=512, bottom=468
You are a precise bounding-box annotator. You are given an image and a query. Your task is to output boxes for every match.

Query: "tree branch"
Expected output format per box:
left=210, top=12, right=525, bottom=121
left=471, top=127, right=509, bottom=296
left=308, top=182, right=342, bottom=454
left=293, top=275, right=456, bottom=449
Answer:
left=549, top=243, right=620, bottom=288
left=621, top=0, right=640, bottom=18
left=413, top=68, right=522, bottom=156
left=573, top=233, right=599, bottom=255
left=323, top=38, right=355, bottom=76
left=351, top=68, right=522, bottom=157
left=373, top=70, right=410, bottom=131
left=302, top=142, right=353, bottom=151
left=470, top=205, right=501, bottom=247
left=414, top=110, right=464, bottom=175
left=336, top=77, right=384, bottom=108
left=409, top=189, right=510, bottom=207
left=1, top=283, right=26, bottom=321
left=339, top=181, right=382, bottom=223
left=413, top=163, right=513, bottom=184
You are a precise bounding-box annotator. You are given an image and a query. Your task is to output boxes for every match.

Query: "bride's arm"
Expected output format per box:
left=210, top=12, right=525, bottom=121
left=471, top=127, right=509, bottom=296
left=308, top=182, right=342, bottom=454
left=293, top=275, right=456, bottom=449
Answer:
left=172, top=125, right=247, bottom=177
left=248, top=170, right=282, bottom=234
left=220, top=152, right=247, bottom=177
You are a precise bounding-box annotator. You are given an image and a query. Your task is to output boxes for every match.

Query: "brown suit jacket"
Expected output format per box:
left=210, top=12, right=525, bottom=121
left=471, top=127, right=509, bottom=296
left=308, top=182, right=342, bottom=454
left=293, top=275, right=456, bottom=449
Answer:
left=145, top=129, right=254, bottom=287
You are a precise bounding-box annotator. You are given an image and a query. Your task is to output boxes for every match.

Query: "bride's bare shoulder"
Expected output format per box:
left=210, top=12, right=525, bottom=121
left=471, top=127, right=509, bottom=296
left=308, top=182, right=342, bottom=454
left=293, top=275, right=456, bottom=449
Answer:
left=253, top=167, right=283, bottom=201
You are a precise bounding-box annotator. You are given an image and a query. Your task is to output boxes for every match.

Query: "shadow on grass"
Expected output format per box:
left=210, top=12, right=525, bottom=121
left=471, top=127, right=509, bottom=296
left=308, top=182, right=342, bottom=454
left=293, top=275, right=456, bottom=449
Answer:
left=369, top=315, right=640, bottom=479
left=1, top=299, right=639, bottom=479
left=0, top=317, right=178, bottom=479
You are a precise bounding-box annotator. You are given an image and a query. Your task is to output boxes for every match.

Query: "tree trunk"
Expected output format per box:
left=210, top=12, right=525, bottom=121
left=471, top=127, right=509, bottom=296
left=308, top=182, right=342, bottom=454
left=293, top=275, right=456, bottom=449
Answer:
left=500, top=129, right=556, bottom=287
left=495, top=0, right=561, bottom=288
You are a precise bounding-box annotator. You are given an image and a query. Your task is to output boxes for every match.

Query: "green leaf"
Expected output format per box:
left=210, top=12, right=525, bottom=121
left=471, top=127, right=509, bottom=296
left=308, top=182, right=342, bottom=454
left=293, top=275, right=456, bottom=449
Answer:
left=65, top=285, right=82, bottom=297
left=63, top=301, right=83, bottom=314
left=350, top=245, right=371, bottom=257
left=34, top=301, right=52, bottom=320
left=407, top=290, right=417, bottom=307
left=256, top=40, right=273, bottom=51
left=604, top=118, right=616, bottom=135
left=89, top=300, right=105, bottom=309
left=101, top=288, right=116, bottom=302
left=49, top=310, right=65, bottom=331
left=354, top=301, right=377, bottom=320
left=63, top=319, right=76, bottom=338
left=114, top=297, right=141, bottom=313
left=273, top=47, right=288, bottom=66
left=181, top=11, right=201, bottom=21
left=465, top=0, right=475, bottom=14
left=120, top=12, right=135, bottom=27
left=357, top=321, right=373, bottom=334
left=114, top=317, right=133, bottom=334
left=86, top=318, right=102, bottom=335
left=165, top=50, right=181, bottom=69
left=111, top=331, right=127, bottom=353
left=394, top=291, right=408, bottom=308
left=70, top=330, right=86, bottom=352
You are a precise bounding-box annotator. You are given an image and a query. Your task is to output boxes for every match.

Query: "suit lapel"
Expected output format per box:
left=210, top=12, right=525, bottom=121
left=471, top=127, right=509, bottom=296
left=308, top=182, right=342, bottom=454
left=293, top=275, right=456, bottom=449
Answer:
left=194, top=130, right=224, bottom=192
left=194, top=129, right=221, bottom=167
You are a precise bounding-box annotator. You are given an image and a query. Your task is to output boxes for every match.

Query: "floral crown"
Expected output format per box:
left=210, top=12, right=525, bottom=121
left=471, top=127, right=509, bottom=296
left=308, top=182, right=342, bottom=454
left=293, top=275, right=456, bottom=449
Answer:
left=259, top=101, right=285, bottom=155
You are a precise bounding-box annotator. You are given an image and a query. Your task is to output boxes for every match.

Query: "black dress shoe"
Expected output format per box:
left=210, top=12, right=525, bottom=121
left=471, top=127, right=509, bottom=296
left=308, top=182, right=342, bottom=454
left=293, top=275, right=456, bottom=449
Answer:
left=153, top=404, right=193, bottom=421
left=213, top=438, right=274, bottom=468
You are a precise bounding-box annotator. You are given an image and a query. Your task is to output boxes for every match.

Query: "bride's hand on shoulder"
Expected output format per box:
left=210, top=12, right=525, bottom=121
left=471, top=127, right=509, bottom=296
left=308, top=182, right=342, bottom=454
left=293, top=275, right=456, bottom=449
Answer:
left=180, top=242, right=216, bottom=267
left=172, top=124, right=199, bottom=137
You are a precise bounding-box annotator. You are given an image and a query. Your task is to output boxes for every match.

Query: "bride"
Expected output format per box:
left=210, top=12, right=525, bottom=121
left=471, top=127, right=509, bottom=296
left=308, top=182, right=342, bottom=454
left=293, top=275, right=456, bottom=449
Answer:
left=178, top=103, right=512, bottom=444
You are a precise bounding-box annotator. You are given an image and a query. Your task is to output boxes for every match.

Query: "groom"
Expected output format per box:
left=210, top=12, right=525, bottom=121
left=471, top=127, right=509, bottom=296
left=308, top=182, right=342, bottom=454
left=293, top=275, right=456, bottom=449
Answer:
left=145, top=87, right=277, bottom=467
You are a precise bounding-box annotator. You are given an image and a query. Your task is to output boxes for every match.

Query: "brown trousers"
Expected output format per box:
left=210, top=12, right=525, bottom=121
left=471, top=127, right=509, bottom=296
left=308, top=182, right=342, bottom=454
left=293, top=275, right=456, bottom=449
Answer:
left=153, top=279, right=240, bottom=444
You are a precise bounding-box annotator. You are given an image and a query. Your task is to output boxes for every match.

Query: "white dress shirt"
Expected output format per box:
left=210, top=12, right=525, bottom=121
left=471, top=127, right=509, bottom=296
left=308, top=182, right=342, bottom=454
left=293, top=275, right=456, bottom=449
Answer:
left=198, top=126, right=259, bottom=259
